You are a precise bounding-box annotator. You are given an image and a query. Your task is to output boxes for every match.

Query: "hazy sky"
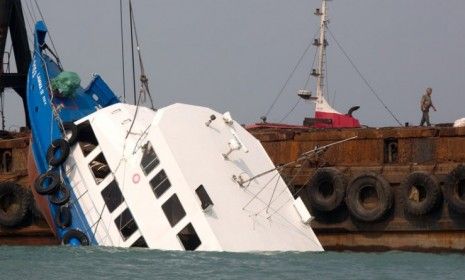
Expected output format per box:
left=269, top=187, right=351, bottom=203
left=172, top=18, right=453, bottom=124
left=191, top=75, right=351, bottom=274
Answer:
left=4, top=0, right=465, bottom=128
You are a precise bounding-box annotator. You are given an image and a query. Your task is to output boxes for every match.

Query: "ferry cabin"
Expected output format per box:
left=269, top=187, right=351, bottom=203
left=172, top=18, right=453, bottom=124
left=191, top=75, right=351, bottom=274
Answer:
left=64, top=103, right=323, bottom=251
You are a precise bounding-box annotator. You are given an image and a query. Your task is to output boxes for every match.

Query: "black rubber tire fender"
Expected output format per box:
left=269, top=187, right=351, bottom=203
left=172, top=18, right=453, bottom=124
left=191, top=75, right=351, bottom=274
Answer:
left=0, top=182, right=32, bottom=227
left=49, top=185, right=70, bottom=206
left=444, top=164, right=465, bottom=214
left=34, top=171, right=61, bottom=195
left=46, top=139, right=70, bottom=167
left=62, top=229, right=90, bottom=246
left=345, top=172, right=393, bottom=222
left=400, top=172, right=441, bottom=215
left=63, top=122, right=78, bottom=146
left=55, top=205, right=71, bottom=229
left=307, top=167, right=347, bottom=211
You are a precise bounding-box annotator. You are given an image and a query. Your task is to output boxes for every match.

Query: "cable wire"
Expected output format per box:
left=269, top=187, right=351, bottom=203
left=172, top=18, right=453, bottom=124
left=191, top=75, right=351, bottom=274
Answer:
left=327, top=27, right=402, bottom=126
left=119, top=0, right=127, bottom=102
left=129, top=0, right=136, bottom=105
left=129, top=1, right=154, bottom=109
left=263, top=39, right=314, bottom=119
left=279, top=100, right=301, bottom=122
left=33, top=0, right=62, bottom=67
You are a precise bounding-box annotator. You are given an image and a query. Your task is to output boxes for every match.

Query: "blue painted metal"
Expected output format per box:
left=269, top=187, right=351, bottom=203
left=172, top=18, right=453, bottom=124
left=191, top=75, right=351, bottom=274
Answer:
left=27, top=21, right=120, bottom=245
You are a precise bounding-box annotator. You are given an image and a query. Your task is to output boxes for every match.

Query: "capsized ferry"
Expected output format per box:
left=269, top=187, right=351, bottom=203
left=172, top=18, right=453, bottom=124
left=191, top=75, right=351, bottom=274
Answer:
left=26, top=21, right=323, bottom=251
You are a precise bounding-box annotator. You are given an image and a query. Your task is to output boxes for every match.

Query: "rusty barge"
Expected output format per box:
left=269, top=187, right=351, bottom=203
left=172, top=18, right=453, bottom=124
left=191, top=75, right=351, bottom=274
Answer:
left=250, top=125, right=465, bottom=252
left=0, top=131, right=55, bottom=245
left=248, top=0, right=465, bottom=252
left=0, top=0, right=55, bottom=245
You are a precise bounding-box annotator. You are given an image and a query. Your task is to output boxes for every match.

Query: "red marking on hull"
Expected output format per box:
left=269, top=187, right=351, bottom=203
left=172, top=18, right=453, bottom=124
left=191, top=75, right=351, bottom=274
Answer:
left=315, top=111, right=360, bottom=128
left=27, top=140, right=57, bottom=238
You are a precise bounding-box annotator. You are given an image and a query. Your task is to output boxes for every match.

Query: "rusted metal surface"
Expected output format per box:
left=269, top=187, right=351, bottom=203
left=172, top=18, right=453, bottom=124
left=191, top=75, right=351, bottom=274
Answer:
left=0, top=133, right=55, bottom=245
left=0, top=226, right=57, bottom=246
left=317, top=231, right=465, bottom=252
left=250, top=125, right=465, bottom=251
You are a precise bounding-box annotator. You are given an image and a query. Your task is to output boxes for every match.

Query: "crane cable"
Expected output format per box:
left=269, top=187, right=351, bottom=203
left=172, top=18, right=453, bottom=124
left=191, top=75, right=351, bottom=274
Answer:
left=119, top=0, right=127, bottom=102
left=129, top=0, right=154, bottom=110
left=33, top=0, right=62, bottom=68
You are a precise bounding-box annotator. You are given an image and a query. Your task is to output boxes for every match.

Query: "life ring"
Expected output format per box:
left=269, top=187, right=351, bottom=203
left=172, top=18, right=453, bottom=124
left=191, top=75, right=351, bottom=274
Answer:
left=34, top=171, right=61, bottom=195
left=345, top=172, right=393, bottom=222
left=46, top=139, right=70, bottom=167
left=444, top=164, right=465, bottom=213
left=0, top=182, right=32, bottom=227
left=307, top=167, right=346, bottom=211
left=55, top=205, right=71, bottom=228
left=400, top=172, right=441, bottom=215
left=63, top=122, right=78, bottom=146
left=50, top=185, right=70, bottom=206
left=62, top=229, right=90, bottom=246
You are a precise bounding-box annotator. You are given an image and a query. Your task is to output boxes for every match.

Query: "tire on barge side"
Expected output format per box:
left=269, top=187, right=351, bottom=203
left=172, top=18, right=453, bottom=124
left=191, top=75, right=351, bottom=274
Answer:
left=345, top=172, right=393, bottom=222
left=0, top=182, right=32, bottom=227
left=400, top=172, right=442, bottom=215
left=307, top=167, right=347, bottom=212
left=444, top=164, right=465, bottom=214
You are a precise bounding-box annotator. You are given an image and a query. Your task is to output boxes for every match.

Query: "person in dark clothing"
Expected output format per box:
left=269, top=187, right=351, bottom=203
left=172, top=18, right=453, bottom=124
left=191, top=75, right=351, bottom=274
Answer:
left=420, top=87, right=436, bottom=126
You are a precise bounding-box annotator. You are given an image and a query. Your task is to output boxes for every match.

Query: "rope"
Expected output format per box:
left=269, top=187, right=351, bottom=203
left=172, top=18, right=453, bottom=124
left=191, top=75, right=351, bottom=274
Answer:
left=242, top=172, right=279, bottom=210
left=33, top=0, right=62, bottom=68
left=27, top=0, right=38, bottom=23
left=263, top=38, right=314, bottom=119
left=265, top=174, right=281, bottom=213
left=125, top=0, right=155, bottom=139
left=303, top=49, right=318, bottom=90
left=241, top=186, right=321, bottom=247
left=129, top=0, right=137, bottom=105
left=279, top=99, right=300, bottom=122
left=23, top=0, right=35, bottom=41
left=327, top=27, right=402, bottom=126
left=119, top=0, right=127, bottom=102
left=129, top=0, right=155, bottom=109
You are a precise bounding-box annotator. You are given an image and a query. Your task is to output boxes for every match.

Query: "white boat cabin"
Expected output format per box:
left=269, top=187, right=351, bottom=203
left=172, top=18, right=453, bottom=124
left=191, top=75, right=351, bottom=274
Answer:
left=64, top=103, right=323, bottom=252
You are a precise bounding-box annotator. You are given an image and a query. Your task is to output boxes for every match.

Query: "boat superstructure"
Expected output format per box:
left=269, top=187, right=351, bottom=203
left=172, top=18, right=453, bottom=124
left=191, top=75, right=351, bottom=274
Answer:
left=308, top=0, right=360, bottom=128
left=26, top=21, right=323, bottom=251
left=249, top=0, right=360, bottom=129
left=65, top=103, right=322, bottom=251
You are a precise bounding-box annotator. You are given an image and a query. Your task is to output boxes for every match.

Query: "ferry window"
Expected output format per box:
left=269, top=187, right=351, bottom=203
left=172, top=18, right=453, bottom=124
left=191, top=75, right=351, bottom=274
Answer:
left=177, top=223, right=201, bottom=251
left=162, top=194, right=186, bottom=227
left=131, top=236, right=148, bottom=248
left=101, top=180, right=123, bottom=213
left=195, top=185, right=214, bottom=210
left=114, top=208, right=138, bottom=241
left=383, top=138, right=398, bottom=163
left=140, top=142, right=159, bottom=175
left=150, top=169, right=171, bottom=198
left=77, top=120, right=99, bottom=156
left=89, top=152, right=111, bottom=184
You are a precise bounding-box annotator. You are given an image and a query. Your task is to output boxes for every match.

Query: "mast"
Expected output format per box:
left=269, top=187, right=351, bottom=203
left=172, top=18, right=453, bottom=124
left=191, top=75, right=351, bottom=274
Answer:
left=315, top=0, right=327, bottom=101
left=310, top=0, right=338, bottom=114
left=307, top=0, right=360, bottom=128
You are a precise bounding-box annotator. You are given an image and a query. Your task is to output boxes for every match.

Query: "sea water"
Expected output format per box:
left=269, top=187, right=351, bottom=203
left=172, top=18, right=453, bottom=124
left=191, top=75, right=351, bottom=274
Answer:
left=0, top=246, right=464, bottom=280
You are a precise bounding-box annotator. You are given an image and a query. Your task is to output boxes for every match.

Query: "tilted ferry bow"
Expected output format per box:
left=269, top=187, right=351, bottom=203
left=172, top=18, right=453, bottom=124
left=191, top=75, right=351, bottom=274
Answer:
left=27, top=21, right=323, bottom=251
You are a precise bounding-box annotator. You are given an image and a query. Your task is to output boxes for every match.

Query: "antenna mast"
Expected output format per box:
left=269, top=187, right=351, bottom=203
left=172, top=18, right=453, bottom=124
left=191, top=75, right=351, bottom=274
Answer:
left=315, top=0, right=328, bottom=101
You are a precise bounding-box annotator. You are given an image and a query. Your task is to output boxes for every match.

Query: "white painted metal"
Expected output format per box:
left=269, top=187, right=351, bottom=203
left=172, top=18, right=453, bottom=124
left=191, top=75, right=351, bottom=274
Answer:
left=314, top=0, right=342, bottom=115
left=64, top=103, right=323, bottom=252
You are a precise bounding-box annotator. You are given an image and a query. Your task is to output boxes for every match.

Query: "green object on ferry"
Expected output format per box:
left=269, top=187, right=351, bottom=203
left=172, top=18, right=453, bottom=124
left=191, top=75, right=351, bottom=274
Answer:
left=51, top=71, right=81, bottom=98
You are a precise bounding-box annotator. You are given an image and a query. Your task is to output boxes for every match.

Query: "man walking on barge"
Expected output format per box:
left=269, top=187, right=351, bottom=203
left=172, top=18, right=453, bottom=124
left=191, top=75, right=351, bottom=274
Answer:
left=420, top=87, right=436, bottom=126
